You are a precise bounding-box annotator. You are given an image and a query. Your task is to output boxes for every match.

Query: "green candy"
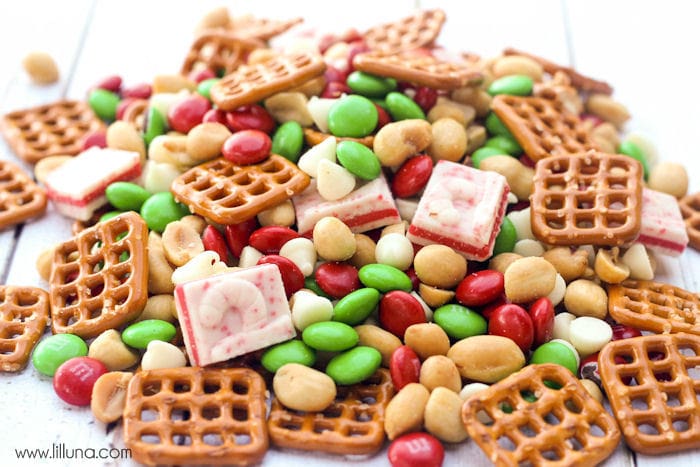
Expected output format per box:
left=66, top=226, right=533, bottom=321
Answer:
left=144, top=107, right=167, bottom=146
left=304, top=276, right=332, bottom=299
left=272, top=121, right=304, bottom=163
left=385, top=92, right=426, bottom=120
left=488, top=75, right=534, bottom=96
left=261, top=340, right=316, bottom=373
left=358, top=264, right=413, bottom=293
left=371, top=98, right=388, bottom=110
left=122, top=319, right=177, bottom=349
left=471, top=147, right=506, bottom=168
left=493, top=217, right=517, bottom=255
left=88, top=88, right=120, bottom=121
left=140, top=192, right=190, bottom=232
left=106, top=182, right=151, bottom=211
left=433, top=304, right=487, bottom=339
left=485, top=135, right=522, bottom=156
left=99, top=211, right=123, bottom=223
left=197, top=78, right=220, bottom=100
left=328, top=95, right=378, bottom=137
left=336, top=141, right=381, bottom=180
left=333, top=288, right=380, bottom=325
left=32, top=334, right=88, bottom=376
left=530, top=341, right=579, bottom=375
left=618, top=140, right=649, bottom=180
left=302, top=321, right=359, bottom=352
left=347, top=71, right=397, bottom=98
left=485, top=112, right=513, bottom=137
left=325, top=346, right=382, bottom=385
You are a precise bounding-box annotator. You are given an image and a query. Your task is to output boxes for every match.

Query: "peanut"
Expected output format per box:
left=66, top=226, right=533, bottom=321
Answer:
left=424, top=387, right=469, bottom=443
left=290, top=75, right=326, bottom=98
left=492, top=55, right=543, bottom=81
left=35, top=245, right=56, bottom=281
left=465, top=125, right=487, bottom=154
left=178, top=215, right=207, bottom=235
left=648, top=162, right=689, bottom=198
left=264, top=92, right=313, bottom=126
left=586, top=94, right=630, bottom=129
left=488, top=252, right=523, bottom=274
left=428, top=118, right=468, bottom=162
left=88, top=330, right=139, bottom=371
left=354, top=324, right=402, bottom=367
left=448, top=335, right=525, bottom=383
left=564, top=279, right=608, bottom=319
left=418, top=283, right=455, bottom=308
left=161, top=221, right=205, bottom=267
left=413, top=244, right=467, bottom=289
left=91, top=372, right=133, bottom=423
left=185, top=123, right=231, bottom=163
left=384, top=383, right=430, bottom=440
left=419, top=355, right=461, bottom=393
left=373, top=120, right=432, bottom=167
left=504, top=257, right=557, bottom=303
left=34, top=155, right=72, bottom=184
left=542, top=247, right=589, bottom=282
left=479, top=155, right=534, bottom=200
left=273, top=363, right=337, bottom=412
left=138, top=295, right=177, bottom=322
left=257, top=200, right=296, bottom=227
left=450, top=87, right=491, bottom=117
left=22, top=51, right=59, bottom=84
left=106, top=121, right=146, bottom=161
left=312, top=217, right=356, bottom=261
left=152, top=75, right=196, bottom=94
left=348, top=234, right=377, bottom=268
left=195, top=6, right=231, bottom=32
left=404, top=323, right=450, bottom=360
left=594, top=248, right=630, bottom=284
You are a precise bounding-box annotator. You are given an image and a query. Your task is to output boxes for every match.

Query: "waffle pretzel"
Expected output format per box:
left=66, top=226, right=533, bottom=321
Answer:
left=0, top=286, right=49, bottom=372
left=123, top=367, right=269, bottom=466
left=303, top=128, right=374, bottom=148
left=608, top=280, right=700, bottom=336
left=229, top=15, right=302, bottom=41
left=679, top=191, right=700, bottom=250
left=171, top=155, right=309, bottom=225
left=530, top=151, right=643, bottom=246
left=49, top=212, right=148, bottom=338
left=181, top=31, right=263, bottom=76
left=268, top=369, right=394, bottom=455
left=210, top=52, right=326, bottom=111
left=598, top=333, right=700, bottom=455
left=353, top=50, right=483, bottom=90
left=503, top=47, right=613, bottom=95
left=363, top=9, right=446, bottom=53
left=0, top=160, right=47, bottom=229
left=462, top=363, right=620, bottom=466
left=491, top=94, right=598, bottom=163
left=1, top=100, right=104, bottom=164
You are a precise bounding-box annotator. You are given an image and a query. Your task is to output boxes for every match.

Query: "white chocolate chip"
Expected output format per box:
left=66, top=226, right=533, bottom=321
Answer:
left=396, top=198, right=419, bottom=222
left=546, top=273, right=566, bottom=307
left=621, top=243, right=654, bottom=280
left=513, top=239, right=545, bottom=257
left=291, top=291, right=333, bottom=331
left=238, top=246, right=264, bottom=269
left=279, top=237, right=317, bottom=277
left=144, top=161, right=182, bottom=193
left=410, top=291, right=433, bottom=322
left=552, top=312, right=576, bottom=342
left=375, top=233, right=414, bottom=271
left=459, top=382, right=490, bottom=400
left=141, top=341, right=187, bottom=370
left=316, top=159, right=355, bottom=201
left=307, top=96, right=338, bottom=133
left=297, top=136, right=336, bottom=178
left=507, top=208, right=535, bottom=240
left=568, top=317, right=613, bottom=357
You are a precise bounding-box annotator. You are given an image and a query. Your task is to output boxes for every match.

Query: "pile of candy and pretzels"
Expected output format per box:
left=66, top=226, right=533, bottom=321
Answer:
left=1, top=6, right=699, bottom=466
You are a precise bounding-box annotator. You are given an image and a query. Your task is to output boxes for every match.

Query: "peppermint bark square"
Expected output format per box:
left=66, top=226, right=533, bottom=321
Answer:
left=638, top=188, right=689, bottom=257
left=175, top=264, right=296, bottom=366
left=407, top=161, right=509, bottom=260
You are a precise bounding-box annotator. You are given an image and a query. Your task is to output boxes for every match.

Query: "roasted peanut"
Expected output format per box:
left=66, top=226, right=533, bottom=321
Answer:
left=91, top=372, right=133, bottom=423
left=106, top=121, right=146, bottom=161
left=257, top=200, right=296, bottom=227
left=418, top=283, right=455, bottom=308
left=152, top=74, right=196, bottom=94
left=586, top=94, right=630, bottom=129
left=348, top=234, right=376, bottom=268
left=413, top=244, right=467, bottom=289
left=594, top=248, right=630, bottom=284
left=247, top=48, right=278, bottom=65
left=195, top=6, right=231, bottom=32
left=34, top=155, right=72, bottom=183
left=504, top=257, right=557, bottom=303
left=355, top=324, right=402, bottom=367
left=424, top=387, right=469, bottom=443
left=138, top=295, right=177, bottom=322
left=564, top=279, right=608, bottom=319
left=488, top=252, right=523, bottom=274
left=88, top=330, right=139, bottom=371
left=373, top=120, right=432, bottom=167
left=542, top=247, right=589, bottom=282
left=448, top=335, right=525, bottom=383
left=381, top=222, right=407, bottom=237
left=313, top=217, right=356, bottom=261
left=419, top=355, right=461, bottom=393
left=384, top=383, right=430, bottom=440
left=450, top=87, right=491, bottom=117
left=465, top=125, right=487, bottom=154
left=404, top=323, right=451, bottom=360
left=581, top=379, right=603, bottom=403
left=290, top=75, right=326, bottom=98
left=264, top=92, right=313, bottom=126
left=35, top=245, right=55, bottom=281
left=22, top=51, right=59, bottom=84
left=648, top=162, right=689, bottom=198
left=479, top=155, right=534, bottom=200
left=273, top=363, right=337, bottom=412
left=148, top=232, right=175, bottom=294
left=428, top=118, right=468, bottom=162
left=591, top=122, right=620, bottom=151
left=178, top=215, right=207, bottom=235
left=161, top=221, right=205, bottom=267
left=492, top=55, right=543, bottom=81
left=185, top=122, right=231, bottom=163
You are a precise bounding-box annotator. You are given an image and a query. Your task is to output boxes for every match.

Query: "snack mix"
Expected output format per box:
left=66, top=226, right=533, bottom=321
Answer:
left=2, top=6, right=699, bottom=467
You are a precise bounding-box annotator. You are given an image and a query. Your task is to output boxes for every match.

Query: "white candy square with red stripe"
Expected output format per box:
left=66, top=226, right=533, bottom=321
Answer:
left=174, top=264, right=296, bottom=366
left=638, top=188, right=689, bottom=257
left=407, top=160, right=509, bottom=261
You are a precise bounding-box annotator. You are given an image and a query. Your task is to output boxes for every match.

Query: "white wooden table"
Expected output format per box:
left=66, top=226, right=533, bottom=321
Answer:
left=1, top=1, right=698, bottom=466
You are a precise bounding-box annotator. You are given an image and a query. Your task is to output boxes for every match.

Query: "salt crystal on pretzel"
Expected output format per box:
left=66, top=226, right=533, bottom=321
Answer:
left=175, top=264, right=295, bottom=366
left=292, top=174, right=401, bottom=236
left=44, top=147, right=142, bottom=221
left=407, top=161, right=509, bottom=260
left=637, top=188, right=689, bottom=257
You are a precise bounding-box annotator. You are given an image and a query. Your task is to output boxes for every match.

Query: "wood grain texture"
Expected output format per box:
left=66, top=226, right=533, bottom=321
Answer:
left=0, top=1, right=697, bottom=466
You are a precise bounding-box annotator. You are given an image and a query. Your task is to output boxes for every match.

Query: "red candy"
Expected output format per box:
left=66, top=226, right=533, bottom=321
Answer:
left=379, top=291, right=426, bottom=338
left=189, top=68, right=216, bottom=83
left=94, top=75, right=122, bottom=93
left=203, top=108, right=229, bottom=126
left=480, top=294, right=508, bottom=321
left=346, top=40, right=370, bottom=72
left=224, top=218, right=257, bottom=258
left=53, top=357, right=107, bottom=406
left=389, top=345, right=421, bottom=391
left=168, top=95, right=212, bottom=133
left=121, top=83, right=152, bottom=99
left=375, top=103, right=391, bottom=129
left=406, top=267, right=420, bottom=291
left=202, top=225, right=229, bottom=264
left=226, top=104, right=275, bottom=133
left=249, top=226, right=299, bottom=255
left=388, top=432, right=445, bottom=467
left=488, top=303, right=534, bottom=352
left=222, top=129, right=272, bottom=165
left=314, top=262, right=360, bottom=299
left=528, top=297, right=554, bottom=346
left=391, top=155, right=433, bottom=198
left=257, top=255, right=304, bottom=297
left=611, top=323, right=643, bottom=340
left=116, top=97, right=137, bottom=121
left=81, top=130, right=106, bottom=150
left=455, top=270, right=504, bottom=307
left=323, top=65, right=348, bottom=84
left=413, top=86, right=438, bottom=113
left=322, top=81, right=352, bottom=99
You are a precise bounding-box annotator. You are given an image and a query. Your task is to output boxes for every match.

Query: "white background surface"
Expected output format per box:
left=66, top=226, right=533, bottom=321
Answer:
left=0, top=1, right=698, bottom=466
